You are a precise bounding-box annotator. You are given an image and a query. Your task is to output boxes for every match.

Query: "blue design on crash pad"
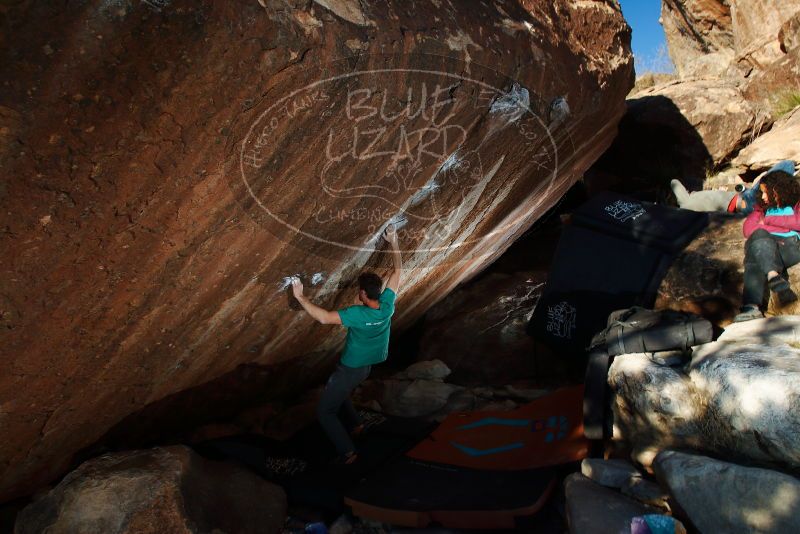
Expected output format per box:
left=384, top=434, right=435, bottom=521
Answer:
left=456, top=418, right=530, bottom=430
left=450, top=441, right=524, bottom=457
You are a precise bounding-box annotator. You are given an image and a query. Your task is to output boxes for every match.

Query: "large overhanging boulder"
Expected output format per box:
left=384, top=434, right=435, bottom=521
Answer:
left=0, top=0, right=633, bottom=501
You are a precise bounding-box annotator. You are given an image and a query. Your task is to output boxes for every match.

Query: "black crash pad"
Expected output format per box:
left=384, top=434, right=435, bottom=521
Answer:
left=528, top=193, right=708, bottom=356
left=193, top=412, right=434, bottom=515
left=345, top=457, right=557, bottom=530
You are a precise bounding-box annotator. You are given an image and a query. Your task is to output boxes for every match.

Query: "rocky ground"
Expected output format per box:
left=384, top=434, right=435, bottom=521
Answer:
left=4, top=0, right=800, bottom=533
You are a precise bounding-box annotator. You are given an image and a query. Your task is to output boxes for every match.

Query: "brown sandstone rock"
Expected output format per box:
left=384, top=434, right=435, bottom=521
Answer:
left=660, top=0, right=800, bottom=78
left=655, top=215, right=745, bottom=324
left=732, top=107, right=800, bottom=174
left=13, top=446, right=287, bottom=534
left=740, top=46, right=800, bottom=111
left=0, top=0, right=633, bottom=500
left=661, top=0, right=734, bottom=78
left=729, top=0, right=800, bottom=74
left=632, top=80, right=767, bottom=170
left=779, top=11, right=800, bottom=53
left=592, top=80, right=768, bottom=195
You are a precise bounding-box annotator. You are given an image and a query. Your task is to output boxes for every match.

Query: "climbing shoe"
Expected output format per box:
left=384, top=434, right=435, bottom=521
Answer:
left=733, top=305, right=764, bottom=323
left=768, top=275, right=797, bottom=305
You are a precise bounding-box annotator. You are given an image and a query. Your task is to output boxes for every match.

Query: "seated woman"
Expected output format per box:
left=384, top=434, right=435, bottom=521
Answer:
left=735, top=169, right=800, bottom=322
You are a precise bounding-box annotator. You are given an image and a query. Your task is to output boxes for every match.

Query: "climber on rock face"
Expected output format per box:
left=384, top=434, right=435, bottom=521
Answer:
left=291, top=225, right=402, bottom=464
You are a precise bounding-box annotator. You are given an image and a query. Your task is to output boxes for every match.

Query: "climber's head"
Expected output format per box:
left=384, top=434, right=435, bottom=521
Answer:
left=357, top=272, right=382, bottom=304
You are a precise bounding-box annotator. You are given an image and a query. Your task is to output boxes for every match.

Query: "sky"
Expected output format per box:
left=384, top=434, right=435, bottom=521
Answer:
left=618, top=0, right=675, bottom=74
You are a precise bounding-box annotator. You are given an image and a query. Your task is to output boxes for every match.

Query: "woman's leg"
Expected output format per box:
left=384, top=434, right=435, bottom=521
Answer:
left=778, top=235, right=800, bottom=271
left=742, top=229, right=778, bottom=308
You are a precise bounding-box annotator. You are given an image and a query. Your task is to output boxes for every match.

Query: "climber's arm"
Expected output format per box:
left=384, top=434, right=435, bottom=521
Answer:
left=291, top=279, right=342, bottom=325
left=384, top=226, right=402, bottom=293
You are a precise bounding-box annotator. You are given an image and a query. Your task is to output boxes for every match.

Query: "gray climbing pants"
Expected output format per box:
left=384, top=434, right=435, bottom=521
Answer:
left=317, top=363, right=370, bottom=455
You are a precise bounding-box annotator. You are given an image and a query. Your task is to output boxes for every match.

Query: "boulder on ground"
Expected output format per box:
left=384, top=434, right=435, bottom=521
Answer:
left=621, top=477, right=670, bottom=510
left=581, top=458, right=642, bottom=490
left=609, top=317, right=800, bottom=470
left=14, top=446, right=287, bottom=534
left=590, top=80, right=768, bottom=197
left=356, top=378, right=462, bottom=418
left=393, top=360, right=451, bottom=382
left=654, top=450, right=800, bottom=534
left=656, top=215, right=745, bottom=324
left=732, top=107, right=800, bottom=175
left=564, top=473, right=658, bottom=534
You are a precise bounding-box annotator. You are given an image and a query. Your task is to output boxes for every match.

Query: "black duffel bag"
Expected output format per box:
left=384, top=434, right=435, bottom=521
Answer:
left=589, top=306, right=713, bottom=356
left=583, top=307, right=714, bottom=441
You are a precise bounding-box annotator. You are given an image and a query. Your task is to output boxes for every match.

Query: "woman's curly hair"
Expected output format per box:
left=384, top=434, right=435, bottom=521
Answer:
left=759, top=170, right=800, bottom=209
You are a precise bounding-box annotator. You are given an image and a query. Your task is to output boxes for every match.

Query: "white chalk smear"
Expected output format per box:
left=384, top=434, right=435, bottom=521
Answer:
left=311, top=272, right=325, bottom=285
left=489, top=83, right=530, bottom=123
left=279, top=274, right=302, bottom=291
left=409, top=177, right=441, bottom=207
left=438, top=151, right=463, bottom=173
left=388, top=213, right=408, bottom=229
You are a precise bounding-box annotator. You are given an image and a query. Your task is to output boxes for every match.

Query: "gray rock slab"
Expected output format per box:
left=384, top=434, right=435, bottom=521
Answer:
left=565, top=473, right=658, bottom=534
left=655, top=450, right=800, bottom=534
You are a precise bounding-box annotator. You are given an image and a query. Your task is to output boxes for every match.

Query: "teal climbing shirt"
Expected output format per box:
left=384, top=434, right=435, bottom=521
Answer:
left=337, top=288, right=396, bottom=367
left=766, top=207, right=800, bottom=238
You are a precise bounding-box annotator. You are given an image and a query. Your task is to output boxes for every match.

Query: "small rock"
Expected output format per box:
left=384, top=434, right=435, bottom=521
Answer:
left=622, top=477, right=670, bottom=510
left=565, top=473, right=659, bottom=534
left=654, top=450, right=800, bottom=534
left=581, top=458, right=642, bottom=489
left=366, top=379, right=462, bottom=418
left=396, top=359, right=451, bottom=381
left=328, top=514, right=353, bottom=534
